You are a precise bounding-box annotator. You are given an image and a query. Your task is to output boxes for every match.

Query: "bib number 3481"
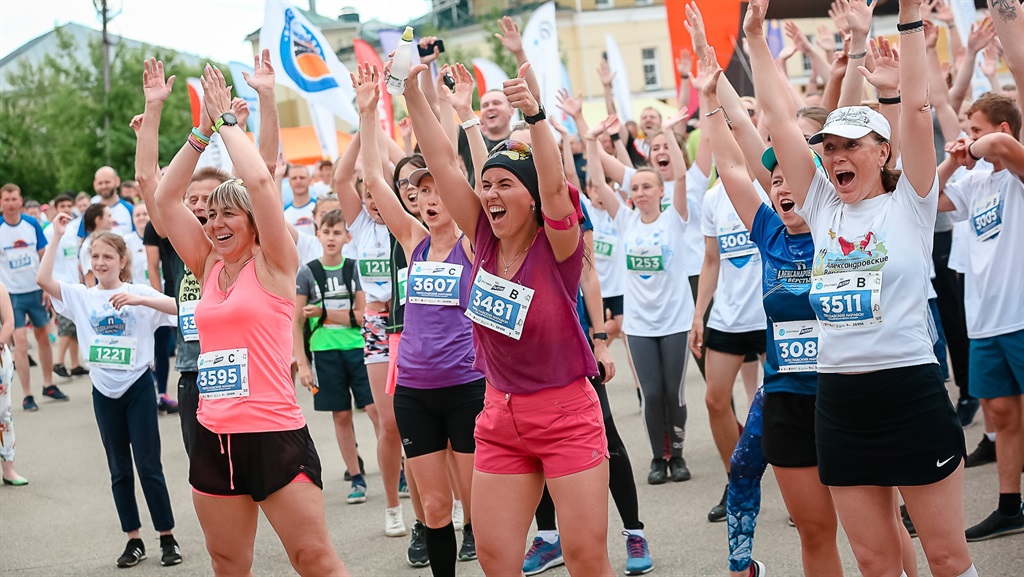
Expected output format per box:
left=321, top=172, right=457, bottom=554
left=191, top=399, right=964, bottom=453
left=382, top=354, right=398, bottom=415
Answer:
left=196, top=348, right=249, bottom=399
left=465, top=269, right=534, bottom=340
left=810, top=271, right=882, bottom=329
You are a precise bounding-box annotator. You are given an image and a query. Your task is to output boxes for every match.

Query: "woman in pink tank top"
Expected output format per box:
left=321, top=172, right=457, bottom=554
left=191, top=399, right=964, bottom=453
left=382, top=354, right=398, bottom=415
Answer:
left=153, top=62, right=348, bottom=576
left=405, top=60, right=614, bottom=575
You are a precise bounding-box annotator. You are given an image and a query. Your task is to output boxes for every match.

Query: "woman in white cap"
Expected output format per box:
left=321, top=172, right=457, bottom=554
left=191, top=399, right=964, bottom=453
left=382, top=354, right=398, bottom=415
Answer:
left=744, top=0, right=974, bottom=576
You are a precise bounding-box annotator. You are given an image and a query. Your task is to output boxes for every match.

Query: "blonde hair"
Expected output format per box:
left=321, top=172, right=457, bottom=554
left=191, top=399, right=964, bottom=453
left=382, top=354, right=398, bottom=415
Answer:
left=207, top=179, right=259, bottom=245
left=91, top=232, right=133, bottom=283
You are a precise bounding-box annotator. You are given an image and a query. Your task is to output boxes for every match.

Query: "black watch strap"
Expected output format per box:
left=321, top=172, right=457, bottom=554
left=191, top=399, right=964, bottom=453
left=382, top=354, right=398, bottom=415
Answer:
left=592, top=332, right=609, bottom=342
left=524, top=105, right=546, bottom=126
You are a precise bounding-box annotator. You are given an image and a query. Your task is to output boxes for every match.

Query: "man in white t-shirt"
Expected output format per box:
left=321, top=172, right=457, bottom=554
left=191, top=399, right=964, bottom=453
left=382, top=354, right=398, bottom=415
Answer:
left=283, top=165, right=317, bottom=237
left=0, top=184, right=67, bottom=410
left=81, top=166, right=134, bottom=238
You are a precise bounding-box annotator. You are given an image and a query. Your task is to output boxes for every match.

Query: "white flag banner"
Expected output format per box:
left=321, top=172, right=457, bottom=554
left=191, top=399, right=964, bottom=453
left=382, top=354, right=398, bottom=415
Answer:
left=186, top=78, right=233, bottom=174
left=948, top=1, right=990, bottom=99
left=228, top=61, right=261, bottom=137
left=522, top=1, right=563, bottom=121
left=260, top=0, right=359, bottom=127
left=605, top=34, right=633, bottom=122
left=308, top=101, right=339, bottom=161
left=471, top=58, right=510, bottom=96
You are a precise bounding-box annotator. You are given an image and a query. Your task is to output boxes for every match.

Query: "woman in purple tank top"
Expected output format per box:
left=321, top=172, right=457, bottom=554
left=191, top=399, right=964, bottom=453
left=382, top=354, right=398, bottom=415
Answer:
left=356, top=64, right=485, bottom=575
left=404, top=57, right=613, bottom=575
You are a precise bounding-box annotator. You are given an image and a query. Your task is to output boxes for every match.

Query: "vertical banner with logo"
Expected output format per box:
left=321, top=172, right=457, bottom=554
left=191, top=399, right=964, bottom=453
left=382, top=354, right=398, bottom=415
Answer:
left=604, top=34, right=633, bottom=122
left=228, top=61, right=262, bottom=137
left=186, top=78, right=233, bottom=173
left=260, top=0, right=359, bottom=127
left=522, top=1, right=562, bottom=122
left=353, top=38, right=394, bottom=138
left=307, top=102, right=339, bottom=160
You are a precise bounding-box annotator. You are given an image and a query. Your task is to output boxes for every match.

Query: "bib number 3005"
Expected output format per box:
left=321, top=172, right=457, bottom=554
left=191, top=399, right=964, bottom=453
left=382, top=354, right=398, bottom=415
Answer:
left=465, top=268, right=534, bottom=340
left=196, top=348, right=249, bottom=399
left=972, top=192, right=1002, bottom=241
left=810, top=271, right=882, bottom=329
left=772, top=321, right=819, bottom=373
left=88, top=336, right=137, bottom=370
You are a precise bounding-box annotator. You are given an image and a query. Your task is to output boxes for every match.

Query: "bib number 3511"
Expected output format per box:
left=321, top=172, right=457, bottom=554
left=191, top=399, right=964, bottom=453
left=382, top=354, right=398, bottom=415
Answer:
left=465, top=268, right=534, bottom=340
left=196, top=348, right=249, bottom=399
left=810, top=271, right=882, bottom=329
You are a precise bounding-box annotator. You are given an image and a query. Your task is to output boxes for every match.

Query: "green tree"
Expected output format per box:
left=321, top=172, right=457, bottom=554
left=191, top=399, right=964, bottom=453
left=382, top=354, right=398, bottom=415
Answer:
left=0, top=27, right=212, bottom=201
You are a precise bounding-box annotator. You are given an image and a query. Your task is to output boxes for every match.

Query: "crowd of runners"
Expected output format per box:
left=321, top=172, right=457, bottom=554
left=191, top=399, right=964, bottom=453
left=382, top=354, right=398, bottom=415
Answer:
left=1, top=0, right=1023, bottom=575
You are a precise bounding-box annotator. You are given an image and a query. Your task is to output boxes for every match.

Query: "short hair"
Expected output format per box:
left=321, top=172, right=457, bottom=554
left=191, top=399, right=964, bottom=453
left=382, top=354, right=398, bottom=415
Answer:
left=208, top=179, right=259, bottom=244
left=319, top=209, right=346, bottom=231
left=967, top=92, right=1022, bottom=137
left=84, top=203, right=108, bottom=233
left=53, top=193, right=74, bottom=206
left=0, top=184, right=21, bottom=196
left=318, top=160, right=333, bottom=170
left=75, top=191, right=91, bottom=202
left=191, top=167, right=230, bottom=185
left=23, top=200, right=40, bottom=209
left=632, top=166, right=665, bottom=189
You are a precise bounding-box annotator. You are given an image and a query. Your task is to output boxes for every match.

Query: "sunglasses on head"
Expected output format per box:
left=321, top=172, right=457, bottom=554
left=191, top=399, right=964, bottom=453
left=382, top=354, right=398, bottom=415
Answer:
left=488, top=139, right=532, bottom=157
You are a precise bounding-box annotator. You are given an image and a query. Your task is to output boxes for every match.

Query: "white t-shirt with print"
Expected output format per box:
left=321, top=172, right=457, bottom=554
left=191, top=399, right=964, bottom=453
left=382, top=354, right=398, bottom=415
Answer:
left=614, top=203, right=695, bottom=336
left=943, top=167, right=1024, bottom=339
left=52, top=282, right=175, bottom=398
left=581, top=195, right=624, bottom=299
left=700, top=183, right=768, bottom=333
left=344, top=209, right=392, bottom=304
left=796, top=170, right=939, bottom=373
left=0, top=215, right=47, bottom=295
left=124, top=233, right=152, bottom=287
left=284, top=199, right=317, bottom=237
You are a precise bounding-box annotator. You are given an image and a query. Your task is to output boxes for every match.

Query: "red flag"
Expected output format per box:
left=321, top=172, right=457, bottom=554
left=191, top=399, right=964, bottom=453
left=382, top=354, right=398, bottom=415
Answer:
left=667, top=0, right=743, bottom=89
left=186, top=78, right=203, bottom=128
left=353, top=38, right=394, bottom=139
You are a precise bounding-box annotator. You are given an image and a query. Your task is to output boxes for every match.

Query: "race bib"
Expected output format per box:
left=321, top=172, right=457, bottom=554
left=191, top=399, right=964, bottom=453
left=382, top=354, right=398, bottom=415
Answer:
left=178, top=300, right=199, bottom=342
left=62, top=245, right=78, bottom=259
left=6, top=249, right=33, bottom=271
left=772, top=320, right=819, bottom=373
left=196, top=348, right=249, bottom=399
left=397, top=267, right=408, bottom=306
left=810, top=271, right=882, bottom=329
left=626, top=246, right=664, bottom=273
left=407, top=262, right=463, bottom=306
left=972, top=192, right=1002, bottom=241
left=358, top=247, right=391, bottom=282
left=88, top=336, right=137, bottom=370
left=465, top=268, right=534, bottom=340
left=717, top=219, right=757, bottom=260
left=593, top=232, right=615, bottom=259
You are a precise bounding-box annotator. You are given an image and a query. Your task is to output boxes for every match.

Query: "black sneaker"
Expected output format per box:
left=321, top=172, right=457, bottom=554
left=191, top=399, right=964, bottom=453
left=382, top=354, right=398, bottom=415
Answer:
left=458, top=524, right=476, bottom=561
left=407, top=521, right=429, bottom=567
left=965, top=509, right=1024, bottom=542
left=965, top=436, right=996, bottom=468
left=116, top=538, right=147, bottom=568
left=53, top=363, right=71, bottom=378
left=668, top=456, right=691, bottom=482
left=159, top=535, right=182, bottom=566
left=22, top=395, right=38, bottom=412
left=956, top=398, right=980, bottom=427
left=708, top=484, right=728, bottom=523
left=70, top=366, right=90, bottom=376
left=42, top=385, right=69, bottom=401
left=647, top=459, right=668, bottom=485
left=900, top=504, right=917, bottom=538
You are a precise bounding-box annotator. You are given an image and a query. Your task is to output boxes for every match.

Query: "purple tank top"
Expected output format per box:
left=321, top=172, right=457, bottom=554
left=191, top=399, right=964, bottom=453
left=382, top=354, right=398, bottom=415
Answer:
left=470, top=210, right=598, bottom=394
left=397, top=235, right=484, bottom=389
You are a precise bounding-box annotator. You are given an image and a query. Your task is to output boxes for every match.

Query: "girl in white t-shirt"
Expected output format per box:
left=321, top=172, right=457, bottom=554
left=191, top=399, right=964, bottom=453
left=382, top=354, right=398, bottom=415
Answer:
left=37, top=213, right=182, bottom=568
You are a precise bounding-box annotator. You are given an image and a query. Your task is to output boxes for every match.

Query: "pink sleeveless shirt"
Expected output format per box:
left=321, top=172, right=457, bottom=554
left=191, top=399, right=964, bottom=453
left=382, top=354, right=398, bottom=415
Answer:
left=194, top=259, right=305, bottom=434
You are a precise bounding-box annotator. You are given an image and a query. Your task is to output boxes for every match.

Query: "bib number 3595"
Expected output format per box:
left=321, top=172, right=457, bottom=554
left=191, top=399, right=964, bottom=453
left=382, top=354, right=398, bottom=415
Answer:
left=465, top=268, right=534, bottom=340
left=196, top=348, right=249, bottom=399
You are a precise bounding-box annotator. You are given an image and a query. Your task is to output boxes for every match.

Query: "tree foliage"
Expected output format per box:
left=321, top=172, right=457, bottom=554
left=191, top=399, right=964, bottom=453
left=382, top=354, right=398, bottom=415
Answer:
left=0, top=28, right=212, bottom=201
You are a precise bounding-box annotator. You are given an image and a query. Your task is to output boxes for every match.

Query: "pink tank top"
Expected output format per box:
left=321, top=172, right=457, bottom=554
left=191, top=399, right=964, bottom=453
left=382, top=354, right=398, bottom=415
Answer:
left=194, top=259, right=305, bottom=434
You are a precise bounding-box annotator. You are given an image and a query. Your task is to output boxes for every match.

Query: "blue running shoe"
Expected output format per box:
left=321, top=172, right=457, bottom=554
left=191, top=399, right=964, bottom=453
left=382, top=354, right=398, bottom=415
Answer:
left=398, top=469, right=410, bottom=498
left=522, top=536, right=564, bottom=576
left=623, top=532, right=653, bottom=575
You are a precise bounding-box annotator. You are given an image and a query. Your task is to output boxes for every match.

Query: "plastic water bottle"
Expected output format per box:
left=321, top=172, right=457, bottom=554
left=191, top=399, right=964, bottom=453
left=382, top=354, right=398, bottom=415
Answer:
left=386, top=26, right=415, bottom=96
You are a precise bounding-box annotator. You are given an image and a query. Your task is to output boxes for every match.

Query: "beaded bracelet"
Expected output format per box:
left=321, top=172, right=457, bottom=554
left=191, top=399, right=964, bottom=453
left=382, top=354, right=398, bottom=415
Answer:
left=847, top=50, right=868, bottom=60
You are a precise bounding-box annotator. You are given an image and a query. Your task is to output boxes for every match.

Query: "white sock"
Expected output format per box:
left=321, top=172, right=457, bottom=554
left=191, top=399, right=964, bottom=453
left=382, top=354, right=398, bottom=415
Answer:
left=625, top=529, right=645, bottom=538
left=957, top=564, right=978, bottom=577
left=986, top=432, right=996, bottom=442
left=537, top=530, right=558, bottom=544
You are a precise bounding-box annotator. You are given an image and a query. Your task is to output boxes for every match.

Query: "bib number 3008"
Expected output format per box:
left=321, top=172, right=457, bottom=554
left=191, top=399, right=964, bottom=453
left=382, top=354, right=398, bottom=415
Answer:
left=465, top=268, right=534, bottom=340
left=196, top=348, right=249, bottom=399
left=810, top=271, right=882, bottom=329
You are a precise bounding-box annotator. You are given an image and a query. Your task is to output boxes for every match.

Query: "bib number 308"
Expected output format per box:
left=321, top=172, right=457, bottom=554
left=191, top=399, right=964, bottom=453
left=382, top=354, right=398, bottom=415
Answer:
left=772, top=321, right=819, bottom=373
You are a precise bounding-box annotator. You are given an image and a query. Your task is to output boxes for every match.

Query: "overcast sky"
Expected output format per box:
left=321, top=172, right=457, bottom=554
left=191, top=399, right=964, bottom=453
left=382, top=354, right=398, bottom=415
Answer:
left=0, top=0, right=431, bottom=64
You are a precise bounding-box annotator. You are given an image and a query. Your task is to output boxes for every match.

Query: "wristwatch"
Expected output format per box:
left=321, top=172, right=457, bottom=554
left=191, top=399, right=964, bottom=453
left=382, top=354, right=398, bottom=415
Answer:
left=213, top=112, right=238, bottom=133
left=524, top=105, right=547, bottom=126
left=592, top=332, right=609, bottom=342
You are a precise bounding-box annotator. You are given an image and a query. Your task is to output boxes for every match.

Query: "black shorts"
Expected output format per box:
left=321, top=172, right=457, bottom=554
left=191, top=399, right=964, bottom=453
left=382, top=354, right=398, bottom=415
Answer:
left=178, top=372, right=199, bottom=459
left=312, top=348, right=373, bottom=412
left=189, top=424, right=323, bottom=501
left=603, top=295, right=624, bottom=318
left=705, top=328, right=766, bottom=358
left=393, top=379, right=485, bottom=458
left=762, top=392, right=817, bottom=468
left=816, top=364, right=965, bottom=487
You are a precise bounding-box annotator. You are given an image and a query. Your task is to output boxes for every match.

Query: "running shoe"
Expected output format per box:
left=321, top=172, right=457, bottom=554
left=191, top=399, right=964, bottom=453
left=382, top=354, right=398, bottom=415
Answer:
left=385, top=505, right=407, bottom=537
left=647, top=459, right=668, bottom=485
left=900, top=504, right=917, bottom=538
left=159, top=535, right=182, bottom=566
left=52, top=363, right=71, bottom=378
left=623, top=532, right=653, bottom=575
left=158, top=394, right=179, bottom=414
left=458, top=524, right=476, bottom=561
left=965, top=436, right=996, bottom=468
left=965, top=509, right=1024, bottom=542
left=407, top=521, right=429, bottom=567
left=668, top=456, right=691, bottom=482
left=956, top=398, right=980, bottom=427
left=22, top=396, right=38, bottom=412
left=749, top=559, right=767, bottom=576
left=452, top=499, right=465, bottom=531
left=708, top=484, right=728, bottom=523
left=522, top=536, right=564, bottom=576
left=42, top=385, right=69, bottom=401
left=70, top=366, right=90, bottom=376
left=116, top=538, right=147, bottom=568
left=347, top=482, right=367, bottom=504
left=398, top=468, right=410, bottom=498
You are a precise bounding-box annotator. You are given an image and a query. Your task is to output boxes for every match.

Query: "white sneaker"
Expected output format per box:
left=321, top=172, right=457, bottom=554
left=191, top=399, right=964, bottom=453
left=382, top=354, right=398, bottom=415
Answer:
left=452, top=499, right=464, bottom=531
left=385, top=505, right=407, bottom=537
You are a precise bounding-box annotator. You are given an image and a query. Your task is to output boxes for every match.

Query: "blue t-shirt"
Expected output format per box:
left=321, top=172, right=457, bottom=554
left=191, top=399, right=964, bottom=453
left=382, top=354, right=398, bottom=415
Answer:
left=749, top=204, right=818, bottom=396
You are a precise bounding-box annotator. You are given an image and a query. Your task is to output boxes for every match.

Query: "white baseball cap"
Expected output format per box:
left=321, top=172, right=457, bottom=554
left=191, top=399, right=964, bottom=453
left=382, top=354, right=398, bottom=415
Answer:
left=808, top=106, right=892, bottom=145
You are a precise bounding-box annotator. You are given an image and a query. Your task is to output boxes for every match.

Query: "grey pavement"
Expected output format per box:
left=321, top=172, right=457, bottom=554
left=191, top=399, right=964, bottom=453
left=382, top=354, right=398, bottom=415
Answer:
left=1, top=341, right=1021, bottom=576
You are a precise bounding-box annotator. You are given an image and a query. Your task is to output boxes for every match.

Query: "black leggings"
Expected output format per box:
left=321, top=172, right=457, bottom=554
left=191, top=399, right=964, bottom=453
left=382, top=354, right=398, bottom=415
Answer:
left=535, top=381, right=643, bottom=531
left=931, top=230, right=971, bottom=400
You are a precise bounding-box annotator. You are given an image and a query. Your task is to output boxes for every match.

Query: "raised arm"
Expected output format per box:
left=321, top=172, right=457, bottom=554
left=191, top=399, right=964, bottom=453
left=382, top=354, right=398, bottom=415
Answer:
left=662, top=111, right=690, bottom=220
left=551, top=120, right=582, bottom=192
left=242, top=49, right=281, bottom=178
left=988, top=0, right=1024, bottom=137
left=405, top=64, right=481, bottom=242
left=707, top=61, right=768, bottom=190
left=949, top=18, right=996, bottom=113
left=496, top=16, right=541, bottom=101
left=705, top=62, right=759, bottom=231
left=135, top=58, right=173, bottom=237
left=898, top=0, right=938, bottom=196
left=356, top=64, right=425, bottom=253
left=676, top=50, right=694, bottom=111
left=787, top=21, right=832, bottom=90
left=585, top=120, right=623, bottom=220
left=919, top=23, right=961, bottom=145
left=963, top=132, right=1024, bottom=177
left=333, top=133, right=363, bottom=227
left=446, top=63, right=488, bottom=192
left=598, top=59, right=620, bottom=119
left=858, top=36, right=903, bottom=168
left=838, top=0, right=877, bottom=108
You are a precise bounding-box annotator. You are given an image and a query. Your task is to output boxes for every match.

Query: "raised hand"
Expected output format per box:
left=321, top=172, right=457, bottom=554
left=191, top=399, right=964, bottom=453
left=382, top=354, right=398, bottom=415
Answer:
left=404, top=63, right=430, bottom=95
left=777, top=44, right=800, bottom=63
left=980, top=43, right=1000, bottom=77
left=605, top=114, right=622, bottom=137
left=51, top=212, right=71, bottom=238
left=231, top=98, right=250, bottom=130
left=662, top=109, right=688, bottom=131
left=243, top=49, right=275, bottom=94
left=598, top=59, right=616, bottom=88
left=967, top=17, right=996, bottom=54
left=142, top=58, right=175, bottom=105
left=685, top=3, right=710, bottom=57
left=398, top=117, right=413, bottom=140
left=742, top=0, right=769, bottom=38
left=352, top=62, right=380, bottom=114
left=785, top=21, right=813, bottom=53
left=200, top=64, right=232, bottom=124
left=699, top=46, right=723, bottom=101
left=932, top=0, right=955, bottom=25
left=495, top=16, right=524, bottom=55
left=844, top=0, right=877, bottom=39
left=503, top=63, right=539, bottom=117
left=924, top=19, right=939, bottom=49
left=449, top=63, right=475, bottom=113
left=419, top=36, right=441, bottom=65
left=829, top=0, right=850, bottom=33
left=816, top=24, right=838, bottom=53
left=677, top=48, right=694, bottom=78
left=858, top=36, right=900, bottom=94
left=129, top=114, right=144, bottom=136
left=556, top=88, right=583, bottom=119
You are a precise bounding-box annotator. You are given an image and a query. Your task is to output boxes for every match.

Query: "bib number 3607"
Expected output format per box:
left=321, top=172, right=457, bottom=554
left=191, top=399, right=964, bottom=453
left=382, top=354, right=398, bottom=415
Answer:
left=196, top=348, right=249, bottom=399
left=810, top=271, right=882, bottom=329
left=465, top=268, right=534, bottom=340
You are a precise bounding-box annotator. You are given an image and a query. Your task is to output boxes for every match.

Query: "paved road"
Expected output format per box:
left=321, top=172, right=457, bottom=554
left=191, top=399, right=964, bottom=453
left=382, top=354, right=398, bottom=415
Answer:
left=1, top=342, right=1021, bottom=576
